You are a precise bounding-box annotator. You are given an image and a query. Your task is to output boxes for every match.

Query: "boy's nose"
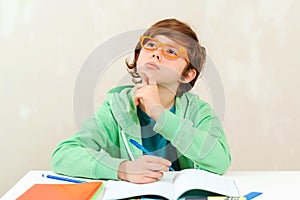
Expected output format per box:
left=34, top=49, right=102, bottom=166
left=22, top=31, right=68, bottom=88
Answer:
left=152, top=47, right=163, bottom=61
left=152, top=54, right=161, bottom=61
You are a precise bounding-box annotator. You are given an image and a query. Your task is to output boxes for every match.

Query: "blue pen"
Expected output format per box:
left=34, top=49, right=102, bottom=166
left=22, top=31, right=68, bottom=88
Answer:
left=42, top=174, right=86, bottom=183
left=129, top=139, right=175, bottom=171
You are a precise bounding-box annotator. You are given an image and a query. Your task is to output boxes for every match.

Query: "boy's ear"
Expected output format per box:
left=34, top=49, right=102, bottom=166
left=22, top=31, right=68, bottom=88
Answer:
left=179, top=68, right=197, bottom=83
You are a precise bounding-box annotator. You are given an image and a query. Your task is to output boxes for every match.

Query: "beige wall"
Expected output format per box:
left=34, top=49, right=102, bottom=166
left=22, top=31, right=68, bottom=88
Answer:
left=1, top=0, right=299, bottom=196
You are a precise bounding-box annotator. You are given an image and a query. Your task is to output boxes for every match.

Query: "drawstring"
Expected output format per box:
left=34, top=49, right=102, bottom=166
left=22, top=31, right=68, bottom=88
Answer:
left=120, top=128, right=135, bottom=161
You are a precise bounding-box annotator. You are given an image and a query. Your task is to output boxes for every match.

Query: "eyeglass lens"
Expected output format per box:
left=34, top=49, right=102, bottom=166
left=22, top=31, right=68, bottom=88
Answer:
left=141, top=37, right=181, bottom=58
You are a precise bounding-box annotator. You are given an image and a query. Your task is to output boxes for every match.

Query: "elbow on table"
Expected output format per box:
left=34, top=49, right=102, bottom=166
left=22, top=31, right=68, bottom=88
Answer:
left=214, top=153, right=232, bottom=175
left=50, top=148, right=66, bottom=174
left=206, top=153, right=232, bottom=175
left=217, top=156, right=232, bottom=175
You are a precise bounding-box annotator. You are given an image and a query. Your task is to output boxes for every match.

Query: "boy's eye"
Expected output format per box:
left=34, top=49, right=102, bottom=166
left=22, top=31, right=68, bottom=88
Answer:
left=145, top=41, right=158, bottom=48
left=165, top=47, right=179, bottom=56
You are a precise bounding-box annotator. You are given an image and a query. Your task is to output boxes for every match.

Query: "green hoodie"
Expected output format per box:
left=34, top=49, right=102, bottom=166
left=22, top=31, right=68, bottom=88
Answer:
left=51, top=85, right=231, bottom=180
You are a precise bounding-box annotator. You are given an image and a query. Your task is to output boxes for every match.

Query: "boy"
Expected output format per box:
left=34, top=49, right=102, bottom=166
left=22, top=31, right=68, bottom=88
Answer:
left=51, top=18, right=231, bottom=184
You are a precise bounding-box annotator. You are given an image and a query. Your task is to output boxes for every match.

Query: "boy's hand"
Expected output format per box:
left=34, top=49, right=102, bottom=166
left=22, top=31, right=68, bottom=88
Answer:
left=134, top=70, right=164, bottom=120
left=118, top=155, right=171, bottom=183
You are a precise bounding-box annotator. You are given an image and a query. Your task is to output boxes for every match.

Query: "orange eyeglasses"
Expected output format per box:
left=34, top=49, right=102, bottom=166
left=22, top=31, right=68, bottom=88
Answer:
left=140, top=36, right=190, bottom=65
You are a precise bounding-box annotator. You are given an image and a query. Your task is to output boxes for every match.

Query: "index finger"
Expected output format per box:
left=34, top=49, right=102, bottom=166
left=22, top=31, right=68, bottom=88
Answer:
left=144, top=155, right=172, bottom=167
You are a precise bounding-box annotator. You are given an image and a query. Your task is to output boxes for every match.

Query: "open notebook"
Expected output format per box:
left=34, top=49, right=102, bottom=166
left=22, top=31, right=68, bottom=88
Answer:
left=103, top=169, right=240, bottom=200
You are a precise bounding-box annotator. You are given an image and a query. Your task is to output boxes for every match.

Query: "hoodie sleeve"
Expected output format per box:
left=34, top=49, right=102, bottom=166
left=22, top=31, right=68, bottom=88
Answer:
left=153, top=100, right=231, bottom=175
left=51, top=100, right=126, bottom=180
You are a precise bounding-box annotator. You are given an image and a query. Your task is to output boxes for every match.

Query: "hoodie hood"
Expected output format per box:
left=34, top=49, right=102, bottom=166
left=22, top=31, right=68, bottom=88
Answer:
left=107, top=85, right=142, bottom=139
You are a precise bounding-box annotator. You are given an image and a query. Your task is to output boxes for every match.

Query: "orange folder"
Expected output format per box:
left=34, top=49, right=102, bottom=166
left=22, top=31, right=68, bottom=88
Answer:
left=17, top=182, right=103, bottom=200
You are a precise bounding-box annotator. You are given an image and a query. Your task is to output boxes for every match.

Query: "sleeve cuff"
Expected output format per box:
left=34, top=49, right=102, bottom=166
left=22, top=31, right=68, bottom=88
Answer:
left=94, top=156, right=126, bottom=180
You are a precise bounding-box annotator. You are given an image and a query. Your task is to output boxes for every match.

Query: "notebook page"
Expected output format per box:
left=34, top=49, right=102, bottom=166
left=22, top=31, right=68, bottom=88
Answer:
left=173, top=169, right=240, bottom=199
left=103, top=173, right=175, bottom=200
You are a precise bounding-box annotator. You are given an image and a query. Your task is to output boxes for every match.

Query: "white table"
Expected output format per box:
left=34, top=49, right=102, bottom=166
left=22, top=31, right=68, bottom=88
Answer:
left=1, top=170, right=299, bottom=199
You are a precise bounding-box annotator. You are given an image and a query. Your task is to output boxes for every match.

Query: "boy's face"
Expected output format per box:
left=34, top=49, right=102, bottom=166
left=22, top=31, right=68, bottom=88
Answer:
left=136, top=35, right=189, bottom=89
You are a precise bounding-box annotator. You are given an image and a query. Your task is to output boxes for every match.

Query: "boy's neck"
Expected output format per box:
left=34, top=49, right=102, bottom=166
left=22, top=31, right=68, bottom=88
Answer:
left=157, top=85, right=176, bottom=109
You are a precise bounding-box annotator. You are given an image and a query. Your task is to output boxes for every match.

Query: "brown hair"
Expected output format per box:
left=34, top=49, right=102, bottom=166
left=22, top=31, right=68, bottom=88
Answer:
left=126, top=18, right=206, bottom=96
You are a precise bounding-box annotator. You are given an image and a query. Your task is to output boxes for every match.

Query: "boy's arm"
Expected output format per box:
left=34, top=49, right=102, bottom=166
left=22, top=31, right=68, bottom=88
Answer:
left=153, top=103, right=231, bottom=174
left=51, top=101, right=125, bottom=180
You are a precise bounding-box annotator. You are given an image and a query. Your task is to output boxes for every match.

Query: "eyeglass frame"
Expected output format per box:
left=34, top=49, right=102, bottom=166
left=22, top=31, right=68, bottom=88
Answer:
left=139, top=35, right=190, bottom=65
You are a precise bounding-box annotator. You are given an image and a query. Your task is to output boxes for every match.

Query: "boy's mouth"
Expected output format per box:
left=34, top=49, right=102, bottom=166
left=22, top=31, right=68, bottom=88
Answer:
left=145, top=62, right=160, bottom=70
